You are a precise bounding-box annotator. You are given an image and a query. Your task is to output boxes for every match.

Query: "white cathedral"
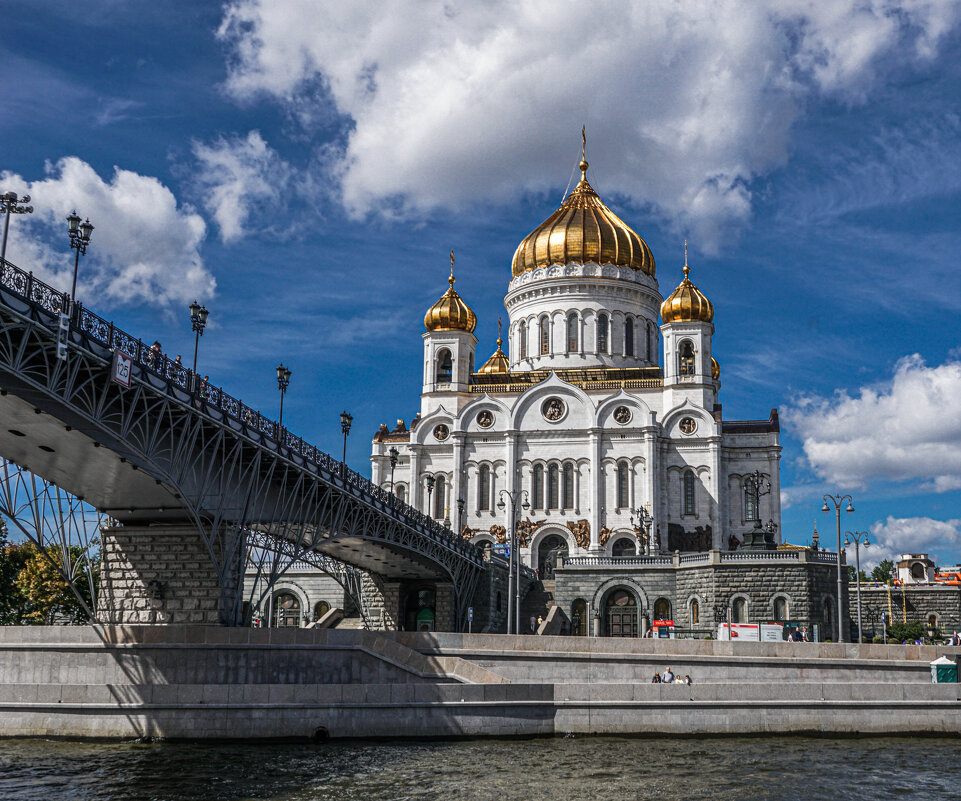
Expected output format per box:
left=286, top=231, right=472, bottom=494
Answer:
left=371, top=152, right=782, bottom=575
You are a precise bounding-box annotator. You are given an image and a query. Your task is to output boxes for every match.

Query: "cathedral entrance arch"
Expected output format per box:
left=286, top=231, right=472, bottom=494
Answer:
left=604, top=588, right=638, bottom=637
left=536, top=532, right=569, bottom=578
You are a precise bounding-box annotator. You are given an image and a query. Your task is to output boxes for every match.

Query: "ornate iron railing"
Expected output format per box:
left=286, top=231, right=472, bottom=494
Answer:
left=0, top=255, right=481, bottom=569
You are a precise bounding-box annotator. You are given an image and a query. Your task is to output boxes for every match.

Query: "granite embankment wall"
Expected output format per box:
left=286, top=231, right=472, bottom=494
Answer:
left=0, top=626, right=959, bottom=740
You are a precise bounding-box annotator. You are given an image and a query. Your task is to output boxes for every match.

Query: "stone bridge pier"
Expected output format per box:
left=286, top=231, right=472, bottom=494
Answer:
left=97, top=524, right=243, bottom=626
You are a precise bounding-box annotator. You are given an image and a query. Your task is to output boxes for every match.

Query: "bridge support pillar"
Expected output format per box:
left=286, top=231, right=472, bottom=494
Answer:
left=97, top=524, right=242, bottom=625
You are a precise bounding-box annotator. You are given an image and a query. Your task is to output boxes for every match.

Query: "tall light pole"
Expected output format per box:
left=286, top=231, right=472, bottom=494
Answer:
left=276, top=363, right=291, bottom=425
left=425, top=474, right=435, bottom=516
left=1, top=191, right=32, bottom=263
left=456, top=497, right=465, bottom=537
left=845, top=530, right=870, bottom=644
left=188, top=300, right=209, bottom=375
left=340, top=410, right=353, bottom=477
left=388, top=446, right=399, bottom=495
left=822, top=493, right=854, bottom=642
left=497, top=488, right=530, bottom=635
left=630, top=505, right=653, bottom=555
left=66, top=211, right=94, bottom=307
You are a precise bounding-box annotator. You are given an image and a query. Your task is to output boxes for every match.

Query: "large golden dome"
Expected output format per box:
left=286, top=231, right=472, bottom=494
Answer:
left=425, top=253, right=477, bottom=333
left=511, top=159, right=655, bottom=277
left=660, top=261, right=714, bottom=324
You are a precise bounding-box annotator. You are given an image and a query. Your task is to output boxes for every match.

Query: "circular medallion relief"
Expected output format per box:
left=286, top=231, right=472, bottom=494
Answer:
left=432, top=424, right=450, bottom=441
left=476, top=410, right=494, bottom=428
left=613, top=405, right=632, bottom=425
left=542, top=397, right=566, bottom=422
left=679, top=416, right=697, bottom=435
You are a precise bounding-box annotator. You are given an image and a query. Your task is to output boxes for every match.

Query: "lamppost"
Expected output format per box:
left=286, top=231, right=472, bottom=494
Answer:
left=497, top=488, right=530, bottom=636
left=275, top=364, right=291, bottom=425
left=188, top=300, right=209, bottom=375
left=844, top=530, right=870, bottom=644
left=456, top=497, right=465, bottom=537
left=66, top=211, right=94, bottom=307
left=425, top=474, right=435, bottom=516
left=388, top=446, right=399, bottom=495
left=630, top=505, right=653, bottom=555
left=822, top=492, right=854, bottom=642
left=340, top=410, right=353, bottom=476
left=1, top=191, right=32, bottom=263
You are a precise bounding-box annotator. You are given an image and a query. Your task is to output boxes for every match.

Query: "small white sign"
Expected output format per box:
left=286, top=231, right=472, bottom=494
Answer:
left=112, top=350, right=132, bottom=387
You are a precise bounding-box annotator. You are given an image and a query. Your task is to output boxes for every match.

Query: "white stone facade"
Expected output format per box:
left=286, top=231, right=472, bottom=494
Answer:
left=372, top=241, right=781, bottom=577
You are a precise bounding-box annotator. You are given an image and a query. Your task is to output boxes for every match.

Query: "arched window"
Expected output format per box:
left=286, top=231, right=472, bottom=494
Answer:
left=683, top=471, right=696, bottom=515
left=823, top=597, right=834, bottom=635
left=679, top=340, right=695, bottom=375
left=539, top=317, right=550, bottom=355
left=519, top=321, right=527, bottom=359
left=773, top=597, right=788, bottom=622
left=654, top=598, right=671, bottom=621
left=433, top=474, right=445, bottom=519
left=597, top=314, right=609, bottom=353
left=532, top=464, right=544, bottom=509
left=612, top=538, right=635, bottom=557
left=646, top=322, right=653, bottom=361
left=478, top=465, right=490, bottom=511
left=468, top=352, right=474, bottom=377
left=691, top=599, right=700, bottom=625
left=624, top=318, right=634, bottom=356
left=562, top=463, right=575, bottom=509
left=314, top=601, right=330, bottom=621
left=616, top=462, right=629, bottom=508
left=928, top=613, right=938, bottom=628
left=396, top=484, right=407, bottom=504
left=732, top=597, right=747, bottom=623
left=548, top=464, right=559, bottom=509
left=436, top=349, right=452, bottom=382
left=567, top=313, right=578, bottom=352
left=744, top=477, right=758, bottom=521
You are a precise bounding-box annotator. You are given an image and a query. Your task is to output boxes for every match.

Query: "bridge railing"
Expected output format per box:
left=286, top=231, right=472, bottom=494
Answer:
left=0, top=255, right=481, bottom=568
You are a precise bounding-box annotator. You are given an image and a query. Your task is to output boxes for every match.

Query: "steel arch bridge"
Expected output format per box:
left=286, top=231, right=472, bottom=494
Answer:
left=0, top=257, right=486, bottom=626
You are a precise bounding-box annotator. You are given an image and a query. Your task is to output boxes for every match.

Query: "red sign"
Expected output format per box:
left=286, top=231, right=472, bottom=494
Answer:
left=111, top=350, right=132, bottom=387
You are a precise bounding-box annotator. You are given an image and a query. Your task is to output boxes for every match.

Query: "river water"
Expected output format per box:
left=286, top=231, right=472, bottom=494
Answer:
left=0, top=736, right=957, bottom=801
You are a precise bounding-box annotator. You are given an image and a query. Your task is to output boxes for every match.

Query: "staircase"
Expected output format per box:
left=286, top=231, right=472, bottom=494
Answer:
left=519, top=579, right=556, bottom=631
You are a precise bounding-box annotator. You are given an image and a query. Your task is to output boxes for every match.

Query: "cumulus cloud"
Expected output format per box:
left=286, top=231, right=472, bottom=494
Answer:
left=191, top=131, right=294, bottom=242
left=0, top=157, right=213, bottom=308
left=216, top=0, right=960, bottom=244
left=785, top=355, right=961, bottom=491
left=859, top=516, right=961, bottom=568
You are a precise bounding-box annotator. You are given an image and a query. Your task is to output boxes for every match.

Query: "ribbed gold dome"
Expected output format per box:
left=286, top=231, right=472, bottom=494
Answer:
left=511, top=159, right=655, bottom=277
left=425, top=254, right=477, bottom=333
left=478, top=322, right=509, bottom=374
left=711, top=357, right=720, bottom=381
left=660, top=263, right=714, bottom=324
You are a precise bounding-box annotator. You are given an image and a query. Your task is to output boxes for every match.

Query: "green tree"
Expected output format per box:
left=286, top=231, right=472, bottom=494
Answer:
left=0, top=522, right=23, bottom=624
left=0, top=537, right=95, bottom=624
left=872, top=559, right=894, bottom=583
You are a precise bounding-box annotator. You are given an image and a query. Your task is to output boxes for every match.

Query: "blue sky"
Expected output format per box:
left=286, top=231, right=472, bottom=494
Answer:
left=2, top=1, right=959, bottom=568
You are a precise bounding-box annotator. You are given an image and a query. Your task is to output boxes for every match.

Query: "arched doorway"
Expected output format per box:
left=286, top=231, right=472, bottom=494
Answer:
left=271, top=592, right=301, bottom=627
left=571, top=599, right=587, bottom=636
left=611, top=537, right=636, bottom=557
left=653, top=597, right=672, bottom=622
left=537, top=534, right=568, bottom=578
left=605, top=589, right=638, bottom=637
left=403, top=585, right=437, bottom=631
left=313, top=601, right=331, bottom=622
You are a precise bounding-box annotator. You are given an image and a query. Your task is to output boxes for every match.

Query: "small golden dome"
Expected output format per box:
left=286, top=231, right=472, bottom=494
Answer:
left=510, top=156, right=654, bottom=277
left=478, top=319, right=509, bottom=374
left=424, top=251, right=477, bottom=333
left=660, top=249, right=714, bottom=324
left=711, top=357, right=720, bottom=381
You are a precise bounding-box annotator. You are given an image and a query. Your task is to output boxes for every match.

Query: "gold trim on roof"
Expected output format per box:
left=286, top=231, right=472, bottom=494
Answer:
left=660, top=243, right=714, bottom=324
left=424, top=250, right=478, bottom=333
left=510, top=133, right=655, bottom=277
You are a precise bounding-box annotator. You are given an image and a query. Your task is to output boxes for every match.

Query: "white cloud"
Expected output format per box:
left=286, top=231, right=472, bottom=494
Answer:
left=1, top=157, right=213, bottom=308
left=191, top=131, right=293, bottom=243
left=216, top=0, right=960, bottom=245
left=859, top=515, right=961, bottom=568
left=785, top=355, right=961, bottom=491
